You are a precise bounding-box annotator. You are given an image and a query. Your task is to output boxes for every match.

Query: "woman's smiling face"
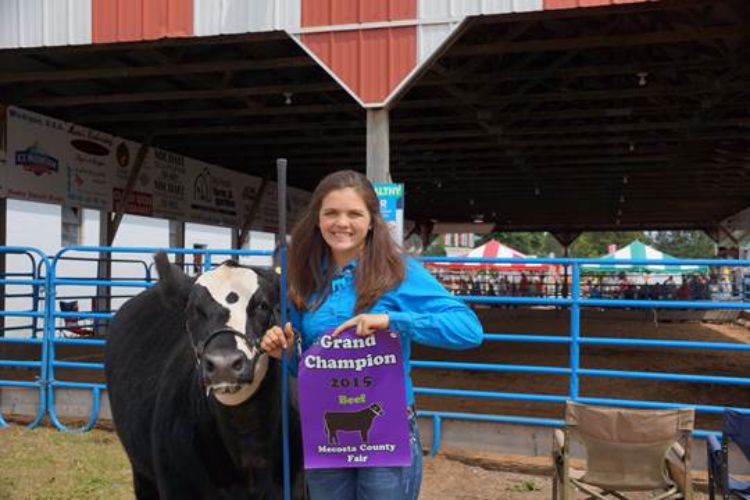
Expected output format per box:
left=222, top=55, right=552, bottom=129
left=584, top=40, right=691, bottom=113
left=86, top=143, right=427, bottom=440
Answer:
left=318, top=187, right=372, bottom=267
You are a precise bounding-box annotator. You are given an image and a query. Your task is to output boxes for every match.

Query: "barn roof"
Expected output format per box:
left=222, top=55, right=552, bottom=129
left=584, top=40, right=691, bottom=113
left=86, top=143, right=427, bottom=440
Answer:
left=1, top=0, right=748, bottom=233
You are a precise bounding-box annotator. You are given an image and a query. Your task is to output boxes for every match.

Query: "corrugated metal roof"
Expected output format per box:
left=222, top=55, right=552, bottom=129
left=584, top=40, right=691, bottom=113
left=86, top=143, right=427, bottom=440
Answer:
left=0, top=0, right=92, bottom=49
left=302, top=26, right=416, bottom=104
left=416, top=0, right=543, bottom=63
left=545, top=0, right=648, bottom=8
left=419, top=0, right=542, bottom=20
left=194, top=0, right=300, bottom=36
left=418, top=23, right=459, bottom=63
left=301, top=0, right=416, bottom=27
left=92, top=0, right=193, bottom=43
left=0, top=0, right=661, bottom=107
left=0, top=0, right=660, bottom=50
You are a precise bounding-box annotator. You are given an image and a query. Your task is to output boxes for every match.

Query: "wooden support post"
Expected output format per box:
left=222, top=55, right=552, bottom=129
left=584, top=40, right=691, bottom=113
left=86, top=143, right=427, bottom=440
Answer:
left=366, top=109, right=390, bottom=183
left=235, top=169, right=272, bottom=249
left=108, top=136, right=152, bottom=245
left=0, top=197, right=6, bottom=336
left=96, top=210, right=113, bottom=334
left=718, top=223, right=740, bottom=246
left=0, top=108, right=6, bottom=335
left=419, top=221, right=434, bottom=250
left=562, top=245, right=570, bottom=299
left=550, top=232, right=581, bottom=300
left=169, top=220, right=185, bottom=272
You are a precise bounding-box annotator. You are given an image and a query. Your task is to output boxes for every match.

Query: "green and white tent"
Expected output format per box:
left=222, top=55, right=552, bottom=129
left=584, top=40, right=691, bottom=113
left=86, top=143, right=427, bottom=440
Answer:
left=582, top=240, right=707, bottom=273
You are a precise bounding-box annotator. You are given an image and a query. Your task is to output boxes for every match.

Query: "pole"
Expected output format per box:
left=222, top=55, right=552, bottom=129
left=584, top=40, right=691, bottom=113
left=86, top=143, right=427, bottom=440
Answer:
left=277, top=158, right=291, bottom=500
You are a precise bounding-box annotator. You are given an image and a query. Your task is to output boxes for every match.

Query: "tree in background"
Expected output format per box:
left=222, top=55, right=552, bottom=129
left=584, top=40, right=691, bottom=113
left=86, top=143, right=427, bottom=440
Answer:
left=423, top=237, right=447, bottom=256
left=644, top=231, right=715, bottom=258
left=570, top=231, right=646, bottom=257
left=476, top=230, right=715, bottom=258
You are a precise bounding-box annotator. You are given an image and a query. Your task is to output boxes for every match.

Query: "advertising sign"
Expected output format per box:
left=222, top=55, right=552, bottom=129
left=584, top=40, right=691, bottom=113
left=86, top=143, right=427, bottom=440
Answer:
left=111, top=138, right=154, bottom=216
left=298, top=329, right=411, bottom=469
left=251, top=183, right=311, bottom=233
left=374, top=183, right=404, bottom=245
left=0, top=106, right=7, bottom=197
left=149, top=147, right=188, bottom=219
left=6, top=106, right=112, bottom=208
left=186, top=160, right=242, bottom=227
left=4, top=106, right=311, bottom=229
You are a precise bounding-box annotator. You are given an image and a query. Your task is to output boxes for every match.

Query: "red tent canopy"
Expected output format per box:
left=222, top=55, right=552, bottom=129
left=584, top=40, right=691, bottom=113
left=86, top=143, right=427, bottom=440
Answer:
left=427, top=239, right=553, bottom=272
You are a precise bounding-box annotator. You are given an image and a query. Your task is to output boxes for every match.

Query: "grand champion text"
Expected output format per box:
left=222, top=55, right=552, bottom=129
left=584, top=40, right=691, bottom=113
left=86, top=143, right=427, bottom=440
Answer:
left=303, top=334, right=398, bottom=372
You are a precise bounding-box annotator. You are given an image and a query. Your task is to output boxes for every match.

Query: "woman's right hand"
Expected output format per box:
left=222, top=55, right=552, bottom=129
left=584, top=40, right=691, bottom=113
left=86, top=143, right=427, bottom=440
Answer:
left=260, top=322, right=295, bottom=359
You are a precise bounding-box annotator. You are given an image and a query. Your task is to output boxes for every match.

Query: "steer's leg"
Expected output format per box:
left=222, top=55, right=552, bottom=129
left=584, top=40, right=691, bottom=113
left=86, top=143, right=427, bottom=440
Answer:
left=152, top=426, right=249, bottom=500
left=132, top=469, right=159, bottom=500
left=325, top=424, right=333, bottom=444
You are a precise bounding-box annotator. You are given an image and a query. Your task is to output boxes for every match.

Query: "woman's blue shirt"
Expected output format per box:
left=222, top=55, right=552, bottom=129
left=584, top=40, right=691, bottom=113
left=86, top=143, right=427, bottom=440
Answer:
left=290, top=257, right=483, bottom=404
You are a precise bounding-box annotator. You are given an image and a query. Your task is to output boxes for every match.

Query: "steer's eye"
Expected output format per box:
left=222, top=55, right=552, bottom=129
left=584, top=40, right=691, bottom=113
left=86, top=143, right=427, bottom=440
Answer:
left=194, top=306, right=208, bottom=320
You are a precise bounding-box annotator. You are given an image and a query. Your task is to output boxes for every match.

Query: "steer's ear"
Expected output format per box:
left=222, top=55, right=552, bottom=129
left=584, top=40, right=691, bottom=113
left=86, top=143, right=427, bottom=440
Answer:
left=253, top=267, right=280, bottom=305
left=153, top=252, right=192, bottom=309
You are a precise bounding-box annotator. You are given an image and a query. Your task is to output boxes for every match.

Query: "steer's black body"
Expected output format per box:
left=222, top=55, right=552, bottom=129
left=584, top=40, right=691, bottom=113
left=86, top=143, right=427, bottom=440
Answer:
left=105, top=255, right=302, bottom=499
left=324, top=403, right=383, bottom=444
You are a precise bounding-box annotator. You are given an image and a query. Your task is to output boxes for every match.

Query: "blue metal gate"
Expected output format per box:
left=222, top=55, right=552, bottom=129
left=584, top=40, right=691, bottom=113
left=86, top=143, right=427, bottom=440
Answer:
left=1, top=249, right=749, bottom=451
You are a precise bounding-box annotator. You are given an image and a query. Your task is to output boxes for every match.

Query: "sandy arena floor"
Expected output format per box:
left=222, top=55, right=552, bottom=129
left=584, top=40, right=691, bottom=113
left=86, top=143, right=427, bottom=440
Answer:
left=413, top=308, right=750, bottom=431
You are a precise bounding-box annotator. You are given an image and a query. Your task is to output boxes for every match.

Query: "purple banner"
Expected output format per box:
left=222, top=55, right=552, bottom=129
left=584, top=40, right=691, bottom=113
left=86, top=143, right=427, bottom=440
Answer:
left=298, top=328, right=411, bottom=469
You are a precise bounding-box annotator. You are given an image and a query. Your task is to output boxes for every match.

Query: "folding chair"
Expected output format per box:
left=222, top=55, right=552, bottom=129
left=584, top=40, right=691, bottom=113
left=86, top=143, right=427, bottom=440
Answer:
left=552, top=401, right=695, bottom=499
left=59, top=300, right=96, bottom=337
left=707, top=409, right=750, bottom=499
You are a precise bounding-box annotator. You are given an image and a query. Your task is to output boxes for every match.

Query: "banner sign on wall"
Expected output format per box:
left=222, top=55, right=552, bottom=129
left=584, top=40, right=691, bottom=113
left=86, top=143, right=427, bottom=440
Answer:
left=4, top=106, right=310, bottom=229
left=374, top=183, right=405, bottom=245
left=6, top=107, right=111, bottom=207
left=0, top=105, right=8, bottom=197
left=298, top=328, right=411, bottom=469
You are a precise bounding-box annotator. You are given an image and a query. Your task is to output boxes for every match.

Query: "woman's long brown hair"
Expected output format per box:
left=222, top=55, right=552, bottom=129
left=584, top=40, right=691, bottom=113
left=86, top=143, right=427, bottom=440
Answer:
left=288, top=170, right=404, bottom=314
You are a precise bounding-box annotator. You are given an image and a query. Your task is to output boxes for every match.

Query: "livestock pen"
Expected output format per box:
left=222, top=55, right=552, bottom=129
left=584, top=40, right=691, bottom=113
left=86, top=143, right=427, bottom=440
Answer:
left=1, top=247, right=750, bottom=477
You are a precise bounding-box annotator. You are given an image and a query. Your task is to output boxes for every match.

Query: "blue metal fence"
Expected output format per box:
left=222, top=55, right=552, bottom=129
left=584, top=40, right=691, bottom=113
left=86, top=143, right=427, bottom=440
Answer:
left=0, top=246, right=274, bottom=432
left=417, top=255, right=750, bottom=454
left=2, top=249, right=749, bottom=457
left=0, top=247, right=51, bottom=428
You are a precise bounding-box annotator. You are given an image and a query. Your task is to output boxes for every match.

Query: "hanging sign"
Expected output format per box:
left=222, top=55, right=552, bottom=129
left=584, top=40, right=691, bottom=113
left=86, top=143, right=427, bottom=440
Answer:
left=298, top=328, right=411, bottom=469
left=4, top=106, right=312, bottom=228
left=6, top=106, right=112, bottom=208
left=374, top=183, right=404, bottom=245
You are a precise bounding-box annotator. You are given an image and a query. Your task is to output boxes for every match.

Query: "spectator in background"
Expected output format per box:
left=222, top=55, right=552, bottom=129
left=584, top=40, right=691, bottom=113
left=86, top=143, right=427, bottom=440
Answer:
left=661, top=276, right=676, bottom=300
left=617, top=272, right=631, bottom=299
left=498, top=276, right=509, bottom=296
left=534, top=276, right=544, bottom=297
left=676, top=278, right=690, bottom=301
left=583, top=278, right=593, bottom=298
left=519, top=272, right=529, bottom=296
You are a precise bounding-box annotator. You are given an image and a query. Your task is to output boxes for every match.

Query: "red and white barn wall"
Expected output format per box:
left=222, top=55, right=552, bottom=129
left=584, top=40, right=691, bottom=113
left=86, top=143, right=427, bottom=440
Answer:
left=0, top=0, right=656, bottom=179
left=0, top=0, right=654, bottom=105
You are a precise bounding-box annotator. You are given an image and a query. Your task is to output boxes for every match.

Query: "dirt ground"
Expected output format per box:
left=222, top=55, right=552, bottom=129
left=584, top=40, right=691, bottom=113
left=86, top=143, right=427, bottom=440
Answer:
left=0, top=424, right=712, bottom=500
left=3, top=308, right=749, bottom=431
left=421, top=450, right=714, bottom=500
left=1, top=308, right=748, bottom=498
left=412, top=308, right=750, bottom=431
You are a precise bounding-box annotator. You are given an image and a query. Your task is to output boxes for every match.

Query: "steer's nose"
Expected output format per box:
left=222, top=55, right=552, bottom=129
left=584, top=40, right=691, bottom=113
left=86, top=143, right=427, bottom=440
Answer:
left=203, top=350, right=248, bottom=382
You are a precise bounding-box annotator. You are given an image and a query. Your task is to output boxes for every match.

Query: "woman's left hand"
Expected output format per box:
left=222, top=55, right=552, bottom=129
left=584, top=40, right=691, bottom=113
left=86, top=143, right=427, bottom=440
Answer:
left=333, top=314, right=389, bottom=337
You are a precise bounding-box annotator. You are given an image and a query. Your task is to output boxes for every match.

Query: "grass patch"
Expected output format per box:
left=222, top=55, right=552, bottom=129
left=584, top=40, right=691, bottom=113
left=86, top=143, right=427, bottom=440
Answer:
left=0, top=425, right=133, bottom=499
left=507, top=478, right=541, bottom=493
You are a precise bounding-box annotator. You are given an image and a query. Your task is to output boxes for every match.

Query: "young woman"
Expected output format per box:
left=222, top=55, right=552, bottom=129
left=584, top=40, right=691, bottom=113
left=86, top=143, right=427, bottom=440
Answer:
left=261, top=170, right=483, bottom=499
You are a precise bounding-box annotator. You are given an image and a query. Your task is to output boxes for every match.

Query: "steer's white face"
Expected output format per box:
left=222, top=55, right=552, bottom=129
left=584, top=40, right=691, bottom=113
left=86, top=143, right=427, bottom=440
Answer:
left=194, top=264, right=269, bottom=406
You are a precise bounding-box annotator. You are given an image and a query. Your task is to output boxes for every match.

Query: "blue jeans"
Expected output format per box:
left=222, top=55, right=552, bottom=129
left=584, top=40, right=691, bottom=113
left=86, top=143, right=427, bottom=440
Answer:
left=306, top=411, right=423, bottom=500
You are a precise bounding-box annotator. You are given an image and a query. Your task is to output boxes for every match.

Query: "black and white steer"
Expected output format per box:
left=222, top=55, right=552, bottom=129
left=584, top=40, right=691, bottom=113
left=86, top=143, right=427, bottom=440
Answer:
left=105, top=253, right=302, bottom=499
